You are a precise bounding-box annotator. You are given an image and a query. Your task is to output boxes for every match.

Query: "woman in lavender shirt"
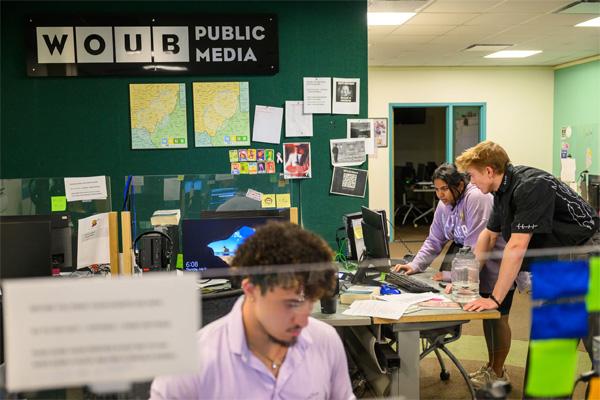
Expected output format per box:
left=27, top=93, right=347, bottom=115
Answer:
left=392, top=164, right=514, bottom=389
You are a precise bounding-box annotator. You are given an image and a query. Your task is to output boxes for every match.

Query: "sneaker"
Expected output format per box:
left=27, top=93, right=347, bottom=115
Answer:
left=471, top=367, right=510, bottom=390
left=468, top=365, right=490, bottom=379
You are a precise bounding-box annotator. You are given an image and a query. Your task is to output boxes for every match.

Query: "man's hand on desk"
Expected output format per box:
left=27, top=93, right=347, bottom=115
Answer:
left=463, top=297, right=498, bottom=312
left=391, top=263, right=416, bottom=274
left=432, top=272, right=443, bottom=281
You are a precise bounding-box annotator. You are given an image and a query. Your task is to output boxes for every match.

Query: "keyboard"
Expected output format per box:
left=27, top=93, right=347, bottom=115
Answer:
left=385, top=271, right=439, bottom=293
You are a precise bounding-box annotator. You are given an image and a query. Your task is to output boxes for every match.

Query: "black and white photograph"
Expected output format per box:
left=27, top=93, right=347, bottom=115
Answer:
left=372, top=117, right=388, bottom=148
left=347, top=118, right=375, bottom=154
left=335, top=82, right=356, bottom=103
left=330, top=166, right=368, bottom=198
left=330, top=138, right=366, bottom=167
left=332, top=77, right=360, bottom=114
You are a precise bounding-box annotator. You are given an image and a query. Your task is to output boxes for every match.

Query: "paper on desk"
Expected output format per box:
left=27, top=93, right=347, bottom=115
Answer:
left=198, top=279, right=229, bottom=288
left=64, top=176, right=108, bottom=202
left=377, top=292, right=444, bottom=303
left=343, top=300, right=411, bottom=320
left=252, top=105, right=283, bottom=144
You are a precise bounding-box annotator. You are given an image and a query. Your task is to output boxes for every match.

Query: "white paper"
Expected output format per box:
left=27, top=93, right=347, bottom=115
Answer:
left=246, top=188, right=263, bottom=201
left=77, top=213, right=111, bottom=269
left=347, top=119, right=375, bottom=155
left=252, top=105, right=283, bottom=144
left=64, top=176, right=108, bottom=202
left=342, top=299, right=412, bottom=320
left=560, top=157, right=577, bottom=182
left=303, top=77, right=331, bottom=114
left=3, top=274, right=199, bottom=392
left=330, top=138, right=366, bottom=166
left=163, top=178, right=181, bottom=201
left=285, top=101, right=313, bottom=137
left=377, top=293, right=443, bottom=303
left=332, top=77, right=360, bottom=115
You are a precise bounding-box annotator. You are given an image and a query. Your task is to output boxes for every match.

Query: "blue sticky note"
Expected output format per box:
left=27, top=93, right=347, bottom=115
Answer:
left=531, top=260, right=589, bottom=300
left=184, top=181, right=193, bottom=193
left=193, top=180, right=202, bottom=191
left=531, top=302, right=588, bottom=340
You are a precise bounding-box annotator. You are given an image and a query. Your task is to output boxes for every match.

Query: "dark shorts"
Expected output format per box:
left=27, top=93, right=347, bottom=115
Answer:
left=480, top=289, right=515, bottom=316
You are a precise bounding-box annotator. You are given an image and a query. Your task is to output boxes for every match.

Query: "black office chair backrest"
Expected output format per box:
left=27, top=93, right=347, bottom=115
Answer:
left=416, top=163, right=427, bottom=181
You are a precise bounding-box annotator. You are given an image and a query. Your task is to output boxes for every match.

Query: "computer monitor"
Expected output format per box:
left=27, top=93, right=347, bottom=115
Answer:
left=361, top=206, right=390, bottom=260
left=351, top=207, right=390, bottom=284
left=183, top=209, right=290, bottom=271
left=0, top=215, right=53, bottom=280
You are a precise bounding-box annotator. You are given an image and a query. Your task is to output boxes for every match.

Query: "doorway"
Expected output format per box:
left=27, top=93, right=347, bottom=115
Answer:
left=389, top=103, right=486, bottom=241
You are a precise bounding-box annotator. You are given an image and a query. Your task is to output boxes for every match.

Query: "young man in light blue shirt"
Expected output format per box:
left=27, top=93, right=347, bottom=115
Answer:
left=150, top=221, right=355, bottom=400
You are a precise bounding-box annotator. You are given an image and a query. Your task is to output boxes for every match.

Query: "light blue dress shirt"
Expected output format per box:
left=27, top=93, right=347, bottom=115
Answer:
left=150, top=296, right=355, bottom=400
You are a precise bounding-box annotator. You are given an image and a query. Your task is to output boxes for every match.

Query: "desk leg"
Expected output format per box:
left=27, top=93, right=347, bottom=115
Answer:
left=391, top=330, right=420, bottom=399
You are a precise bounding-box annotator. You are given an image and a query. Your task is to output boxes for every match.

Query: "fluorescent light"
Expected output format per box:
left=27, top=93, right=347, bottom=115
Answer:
left=368, top=12, right=416, bottom=26
left=576, top=16, right=600, bottom=27
left=485, top=50, right=542, bottom=58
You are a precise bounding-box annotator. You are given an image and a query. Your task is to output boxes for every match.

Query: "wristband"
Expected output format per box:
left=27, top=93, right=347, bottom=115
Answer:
left=489, top=294, right=501, bottom=308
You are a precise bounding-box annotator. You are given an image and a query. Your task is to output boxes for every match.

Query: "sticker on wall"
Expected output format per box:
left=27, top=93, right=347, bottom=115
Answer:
left=586, top=147, right=593, bottom=169
left=561, top=142, right=569, bottom=159
left=560, top=126, right=572, bottom=140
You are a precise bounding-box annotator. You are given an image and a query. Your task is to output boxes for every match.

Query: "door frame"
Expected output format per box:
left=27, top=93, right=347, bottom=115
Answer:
left=387, top=102, right=486, bottom=240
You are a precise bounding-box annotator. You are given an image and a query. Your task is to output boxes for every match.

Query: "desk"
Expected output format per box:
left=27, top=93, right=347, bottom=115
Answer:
left=313, top=271, right=500, bottom=399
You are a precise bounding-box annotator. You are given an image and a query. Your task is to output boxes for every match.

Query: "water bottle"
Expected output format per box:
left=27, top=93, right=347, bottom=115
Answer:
left=451, top=247, right=480, bottom=303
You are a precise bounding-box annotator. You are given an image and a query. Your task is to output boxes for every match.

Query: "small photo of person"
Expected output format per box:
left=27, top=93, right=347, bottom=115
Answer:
left=335, top=82, right=356, bottom=103
left=257, top=149, right=265, bottom=161
left=238, top=149, right=248, bottom=161
left=231, top=162, right=241, bottom=175
left=266, top=161, right=276, bottom=174
left=257, top=162, right=266, bottom=174
left=283, top=142, right=311, bottom=179
left=265, top=149, right=274, bottom=161
left=247, top=149, right=257, bottom=161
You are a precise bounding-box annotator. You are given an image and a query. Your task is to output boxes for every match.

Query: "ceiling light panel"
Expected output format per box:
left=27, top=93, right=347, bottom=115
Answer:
left=484, top=50, right=543, bottom=58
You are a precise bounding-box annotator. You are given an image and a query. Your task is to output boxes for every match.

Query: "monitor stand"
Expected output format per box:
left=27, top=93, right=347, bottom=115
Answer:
left=351, top=258, right=392, bottom=285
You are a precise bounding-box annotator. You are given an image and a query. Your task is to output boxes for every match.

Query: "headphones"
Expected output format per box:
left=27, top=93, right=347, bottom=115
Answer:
left=133, top=231, right=174, bottom=271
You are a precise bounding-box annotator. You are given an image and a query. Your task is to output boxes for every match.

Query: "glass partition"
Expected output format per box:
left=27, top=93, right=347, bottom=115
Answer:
left=125, top=173, right=295, bottom=253
left=0, top=177, right=113, bottom=271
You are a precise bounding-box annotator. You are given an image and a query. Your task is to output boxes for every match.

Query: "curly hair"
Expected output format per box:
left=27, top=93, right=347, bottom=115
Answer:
left=455, top=141, right=510, bottom=174
left=231, top=221, right=336, bottom=300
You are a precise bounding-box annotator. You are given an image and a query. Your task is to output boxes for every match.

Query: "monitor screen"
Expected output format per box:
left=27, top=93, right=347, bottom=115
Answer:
left=0, top=215, right=53, bottom=280
left=183, top=210, right=289, bottom=271
left=360, top=206, right=389, bottom=260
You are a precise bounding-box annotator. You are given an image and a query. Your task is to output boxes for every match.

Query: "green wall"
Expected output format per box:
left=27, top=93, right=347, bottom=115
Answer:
left=0, top=1, right=369, bottom=246
left=553, top=60, right=600, bottom=177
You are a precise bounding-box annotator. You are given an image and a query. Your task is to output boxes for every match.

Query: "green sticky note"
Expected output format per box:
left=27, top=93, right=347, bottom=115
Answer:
left=51, top=196, right=67, bottom=212
left=586, top=257, right=600, bottom=311
left=525, top=339, right=578, bottom=397
left=176, top=253, right=184, bottom=270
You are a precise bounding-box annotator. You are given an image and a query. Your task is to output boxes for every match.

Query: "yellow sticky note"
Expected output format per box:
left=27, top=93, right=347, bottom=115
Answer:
left=51, top=196, right=67, bottom=212
left=177, top=175, right=184, bottom=181
left=353, top=225, right=363, bottom=240
left=261, top=194, right=276, bottom=208
left=276, top=193, right=291, bottom=208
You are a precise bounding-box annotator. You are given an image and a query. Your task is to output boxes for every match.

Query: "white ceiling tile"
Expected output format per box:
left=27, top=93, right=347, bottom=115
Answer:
left=379, top=34, right=439, bottom=44
left=406, top=12, right=479, bottom=25
left=525, top=13, right=600, bottom=27
left=488, top=1, right=574, bottom=14
left=464, top=13, right=537, bottom=26
left=444, top=24, right=508, bottom=36
left=424, top=1, right=502, bottom=13
left=368, top=26, right=399, bottom=35
left=390, top=24, right=457, bottom=35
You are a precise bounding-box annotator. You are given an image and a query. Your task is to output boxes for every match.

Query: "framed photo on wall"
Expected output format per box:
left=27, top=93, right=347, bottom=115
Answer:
left=372, top=117, right=388, bottom=148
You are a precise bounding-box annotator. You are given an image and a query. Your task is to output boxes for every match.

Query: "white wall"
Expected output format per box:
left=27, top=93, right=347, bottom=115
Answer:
left=368, top=67, right=554, bottom=222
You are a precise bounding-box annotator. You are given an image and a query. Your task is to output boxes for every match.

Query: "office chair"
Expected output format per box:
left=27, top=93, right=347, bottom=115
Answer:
left=201, top=288, right=243, bottom=325
left=394, top=165, right=426, bottom=225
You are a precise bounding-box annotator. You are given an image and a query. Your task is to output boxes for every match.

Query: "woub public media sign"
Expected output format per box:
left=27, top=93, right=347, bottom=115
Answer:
left=26, top=14, right=279, bottom=77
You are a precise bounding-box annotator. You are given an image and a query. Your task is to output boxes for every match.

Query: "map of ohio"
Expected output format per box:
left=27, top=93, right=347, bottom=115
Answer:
left=193, top=82, right=250, bottom=147
left=129, top=83, right=188, bottom=150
